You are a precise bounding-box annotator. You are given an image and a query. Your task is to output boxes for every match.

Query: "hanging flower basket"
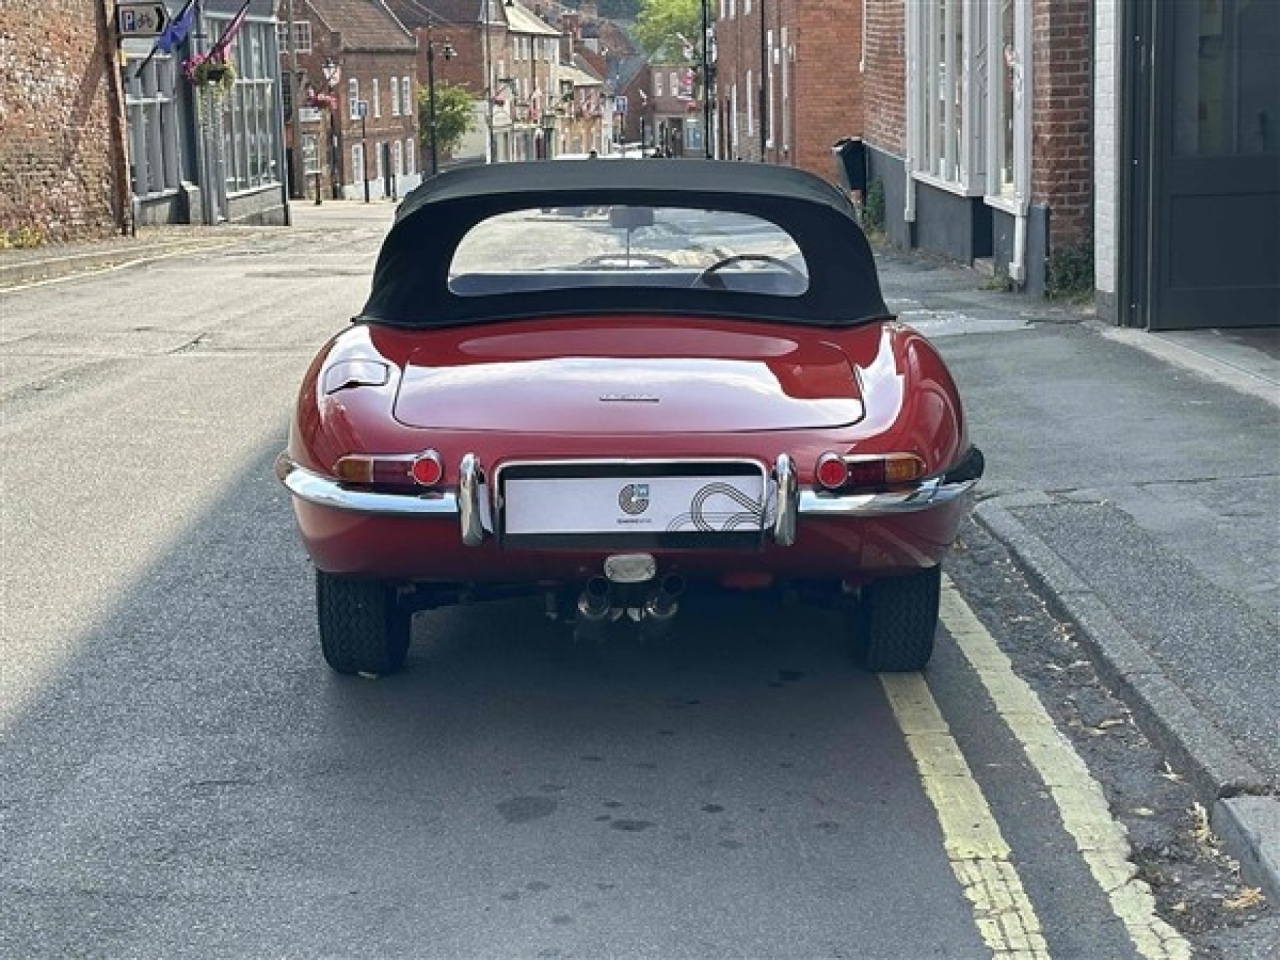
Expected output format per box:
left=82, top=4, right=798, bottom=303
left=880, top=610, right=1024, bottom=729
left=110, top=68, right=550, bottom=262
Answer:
left=184, top=54, right=237, bottom=94
left=308, top=92, right=339, bottom=110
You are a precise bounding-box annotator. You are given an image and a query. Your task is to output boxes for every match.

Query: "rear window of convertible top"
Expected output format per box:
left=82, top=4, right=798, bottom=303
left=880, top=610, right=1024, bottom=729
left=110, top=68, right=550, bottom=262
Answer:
left=447, top=205, right=810, bottom=298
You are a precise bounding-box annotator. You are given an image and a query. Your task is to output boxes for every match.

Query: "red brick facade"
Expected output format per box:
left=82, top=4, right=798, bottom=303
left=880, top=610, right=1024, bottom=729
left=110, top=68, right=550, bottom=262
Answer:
left=0, top=0, right=127, bottom=243
left=860, top=0, right=905, bottom=157
left=1031, top=0, right=1093, bottom=248
left=788, top=0, right=864, bottom=177
left=716, top=1, right=866, bottom=181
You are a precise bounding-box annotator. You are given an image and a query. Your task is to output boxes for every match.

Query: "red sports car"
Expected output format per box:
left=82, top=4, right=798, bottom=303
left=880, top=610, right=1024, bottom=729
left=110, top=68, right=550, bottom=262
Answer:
left=277, top=160, right=983, bottom=675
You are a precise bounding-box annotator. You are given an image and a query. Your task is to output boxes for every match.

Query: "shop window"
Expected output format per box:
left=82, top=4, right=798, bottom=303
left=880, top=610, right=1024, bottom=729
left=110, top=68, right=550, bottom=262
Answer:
left=215, top=20, right=280, bottom=194
left=123, top=55, right=181, bottom=197
left=302, top=134, right=320, bottom=174
left=906, top=0, right=1030, bottom=202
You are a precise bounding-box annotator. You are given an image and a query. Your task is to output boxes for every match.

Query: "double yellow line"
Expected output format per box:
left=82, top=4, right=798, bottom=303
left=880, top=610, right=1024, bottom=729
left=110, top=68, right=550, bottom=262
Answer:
left=880, top=578, right=1190, bottom=960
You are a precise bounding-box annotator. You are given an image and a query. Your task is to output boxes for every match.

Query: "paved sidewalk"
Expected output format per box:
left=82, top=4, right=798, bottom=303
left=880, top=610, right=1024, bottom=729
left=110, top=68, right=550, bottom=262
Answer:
left=874, top=248, right=1280, bottom=903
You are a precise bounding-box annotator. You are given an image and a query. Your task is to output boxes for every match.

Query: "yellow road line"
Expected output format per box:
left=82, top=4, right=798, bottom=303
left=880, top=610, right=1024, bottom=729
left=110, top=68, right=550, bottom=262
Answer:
left=880, top=671, right=1051, bottom=959
left=939, top=578, right=1191, bottom=960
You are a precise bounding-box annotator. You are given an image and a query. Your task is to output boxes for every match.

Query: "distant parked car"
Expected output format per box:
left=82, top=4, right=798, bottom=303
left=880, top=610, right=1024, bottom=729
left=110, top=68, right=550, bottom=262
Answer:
left=277, top=160, right=984, bottom=675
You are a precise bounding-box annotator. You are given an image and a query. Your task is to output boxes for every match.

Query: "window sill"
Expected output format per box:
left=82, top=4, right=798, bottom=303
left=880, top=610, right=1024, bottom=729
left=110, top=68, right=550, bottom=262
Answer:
left=911, top=170, right=984, bottom=198
left=984, top=193, right=1024, bottom=215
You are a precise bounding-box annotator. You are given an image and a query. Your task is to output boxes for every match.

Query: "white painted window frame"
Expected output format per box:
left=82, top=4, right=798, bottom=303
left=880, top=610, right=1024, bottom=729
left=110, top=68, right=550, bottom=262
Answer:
left=906, top=0, right=1030, bottom=205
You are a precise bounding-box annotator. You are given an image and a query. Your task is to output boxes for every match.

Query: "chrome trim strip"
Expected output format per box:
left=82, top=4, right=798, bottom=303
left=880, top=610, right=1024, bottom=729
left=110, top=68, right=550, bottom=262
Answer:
left=492, top=455, right=769, bottom=482
left=276, top=453, right=460, bottom=517
left=459, top=453, right=485, bottom=546
left=772, top=453, right=797, bottom=545
left=798, top=477, right=978, bottom=516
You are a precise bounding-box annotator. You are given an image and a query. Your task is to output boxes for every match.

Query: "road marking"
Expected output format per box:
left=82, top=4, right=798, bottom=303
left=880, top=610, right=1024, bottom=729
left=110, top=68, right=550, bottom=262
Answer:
left=880, top=671, right=1051, bottom=959
left=939, top=578, right=1192, bottom=960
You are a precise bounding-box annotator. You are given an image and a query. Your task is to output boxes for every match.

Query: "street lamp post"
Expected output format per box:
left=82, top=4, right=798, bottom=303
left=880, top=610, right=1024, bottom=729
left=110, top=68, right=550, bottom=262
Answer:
left=702, top=0, right=713, bottom=159
left=358, top=99, right=370, bottom=203
left=321, top=58, right=342, bottom=200
left=426, top=25, right=456, bottom=176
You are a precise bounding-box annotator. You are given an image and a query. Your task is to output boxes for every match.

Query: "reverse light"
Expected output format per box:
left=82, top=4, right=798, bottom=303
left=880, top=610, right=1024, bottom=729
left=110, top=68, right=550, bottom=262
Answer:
left=814, top=453, right=927, bottom=492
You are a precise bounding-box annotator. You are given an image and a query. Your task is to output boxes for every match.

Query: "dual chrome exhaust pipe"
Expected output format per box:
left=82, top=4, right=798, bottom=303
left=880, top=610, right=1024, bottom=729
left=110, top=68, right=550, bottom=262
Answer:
left=573, top=568, right=686, bottom=643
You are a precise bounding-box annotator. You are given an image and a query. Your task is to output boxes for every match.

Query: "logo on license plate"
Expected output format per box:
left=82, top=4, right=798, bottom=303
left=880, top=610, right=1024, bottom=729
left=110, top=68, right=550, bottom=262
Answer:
left=618, top=483, right=650, bottom=515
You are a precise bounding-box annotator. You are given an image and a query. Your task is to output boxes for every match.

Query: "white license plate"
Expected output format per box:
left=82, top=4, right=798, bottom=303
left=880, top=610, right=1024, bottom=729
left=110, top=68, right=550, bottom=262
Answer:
left=499, top=463, right=769, bottom=546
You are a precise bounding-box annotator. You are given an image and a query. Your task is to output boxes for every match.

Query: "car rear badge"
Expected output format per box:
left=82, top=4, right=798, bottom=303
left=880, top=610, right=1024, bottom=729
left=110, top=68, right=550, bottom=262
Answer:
left=600, top=393, right=659, bottom=402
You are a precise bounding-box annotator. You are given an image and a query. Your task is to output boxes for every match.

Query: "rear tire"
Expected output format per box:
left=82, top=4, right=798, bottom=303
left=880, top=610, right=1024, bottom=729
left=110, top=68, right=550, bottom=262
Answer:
left=847, top=565, right=941, bottom=672
left=316, top=570, right=412, bottom=675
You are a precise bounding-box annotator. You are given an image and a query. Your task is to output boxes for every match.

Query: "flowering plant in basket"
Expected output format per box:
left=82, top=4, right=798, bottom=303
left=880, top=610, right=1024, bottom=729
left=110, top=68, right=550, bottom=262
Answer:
left=184, top=54, right=237, bottom=93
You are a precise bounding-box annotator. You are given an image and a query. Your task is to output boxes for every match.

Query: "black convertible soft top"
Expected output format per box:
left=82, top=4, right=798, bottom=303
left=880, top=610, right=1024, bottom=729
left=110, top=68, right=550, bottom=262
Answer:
left=360, top=160, right=889, bottom=327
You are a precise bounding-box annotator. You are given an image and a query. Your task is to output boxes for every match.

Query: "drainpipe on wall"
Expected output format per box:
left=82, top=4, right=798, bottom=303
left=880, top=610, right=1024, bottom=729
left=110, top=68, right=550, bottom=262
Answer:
left=1009, top=208, right=1027, bottom=284
left=903, top=0, right=918, bottom=227
left=99, top=0, right=134, bottom=236
left=1007, top=5, right=1033, bottom=286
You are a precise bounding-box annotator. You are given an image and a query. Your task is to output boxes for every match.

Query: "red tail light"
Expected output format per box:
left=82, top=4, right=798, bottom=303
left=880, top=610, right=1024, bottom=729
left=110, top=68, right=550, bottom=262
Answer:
left=816, top=454, right=850, bottom=490
left=814, top=453, right=927, bottom=492
left=334, top=450, right=445, bottom=489
left=409, top=451, right=444, bottom=486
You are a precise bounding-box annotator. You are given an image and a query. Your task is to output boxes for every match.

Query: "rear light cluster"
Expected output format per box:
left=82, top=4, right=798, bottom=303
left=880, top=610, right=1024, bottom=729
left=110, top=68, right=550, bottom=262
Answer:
left=814, top=452, right=926, bottom=492
left=334, top=450, right=444, bottom=489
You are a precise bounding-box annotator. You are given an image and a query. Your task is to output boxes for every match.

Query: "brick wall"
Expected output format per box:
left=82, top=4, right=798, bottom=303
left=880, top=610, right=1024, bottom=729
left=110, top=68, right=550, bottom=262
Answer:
left=860, top=0, right=905, bottom=158
left=1032, top=0, right=1093, bottom=250
left=791, top=0, right=863, bottom=179
left=0, top=0, right=124, bottom=243
left=716, top=1, right=865, bottom=183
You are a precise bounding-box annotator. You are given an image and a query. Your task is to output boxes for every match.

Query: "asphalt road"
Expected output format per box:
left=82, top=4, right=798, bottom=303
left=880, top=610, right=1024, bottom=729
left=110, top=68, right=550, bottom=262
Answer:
left=0, top=203, right=1267, bottom=958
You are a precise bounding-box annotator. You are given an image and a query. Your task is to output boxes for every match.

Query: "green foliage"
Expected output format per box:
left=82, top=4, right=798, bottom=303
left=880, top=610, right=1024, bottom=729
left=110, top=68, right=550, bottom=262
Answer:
left=416, top=81, right=478, bottom=162
left=633, top=0, right=704, bottom=55
left=863, top=178, right=886, bottom=235
left=1048, top=239, right=1095, bottom=301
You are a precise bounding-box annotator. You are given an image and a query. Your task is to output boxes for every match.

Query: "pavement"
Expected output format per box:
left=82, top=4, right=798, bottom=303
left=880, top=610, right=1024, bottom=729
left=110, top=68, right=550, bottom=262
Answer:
left=3, top=209, right=1278, bottom=906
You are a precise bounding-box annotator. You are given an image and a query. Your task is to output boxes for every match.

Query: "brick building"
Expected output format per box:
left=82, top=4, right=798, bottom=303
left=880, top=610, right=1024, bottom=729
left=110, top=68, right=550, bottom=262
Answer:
left=713, top=0, right=865, bottom=173
left=710, top=1, right=1277, bottom=325
left=281, top=0, right=419, bottom=200
left=0, top=0, right=129, bottom=243
left=384, top=0, right=498, bottom=164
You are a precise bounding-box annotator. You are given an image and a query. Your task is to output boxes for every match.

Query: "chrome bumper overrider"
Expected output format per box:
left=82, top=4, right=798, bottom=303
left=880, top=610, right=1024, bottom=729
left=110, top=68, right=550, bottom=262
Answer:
left=275, top=446, right=983, bottom=545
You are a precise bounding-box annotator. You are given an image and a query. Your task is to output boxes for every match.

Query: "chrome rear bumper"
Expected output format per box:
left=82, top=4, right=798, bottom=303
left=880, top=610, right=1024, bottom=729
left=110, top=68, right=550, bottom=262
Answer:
left=276, top=446, right=983, bottom=545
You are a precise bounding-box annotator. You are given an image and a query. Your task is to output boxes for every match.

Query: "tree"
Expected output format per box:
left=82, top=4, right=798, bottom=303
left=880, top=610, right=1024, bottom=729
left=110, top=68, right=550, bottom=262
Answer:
left=416, top=81, right=477, bottom=167
left=633, top=0, right=705, bottom=56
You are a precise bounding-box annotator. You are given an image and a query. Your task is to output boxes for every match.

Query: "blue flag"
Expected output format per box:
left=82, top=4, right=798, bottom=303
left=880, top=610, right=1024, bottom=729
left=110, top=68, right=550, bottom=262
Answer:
left=155, top=0, right=198, bottom=55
